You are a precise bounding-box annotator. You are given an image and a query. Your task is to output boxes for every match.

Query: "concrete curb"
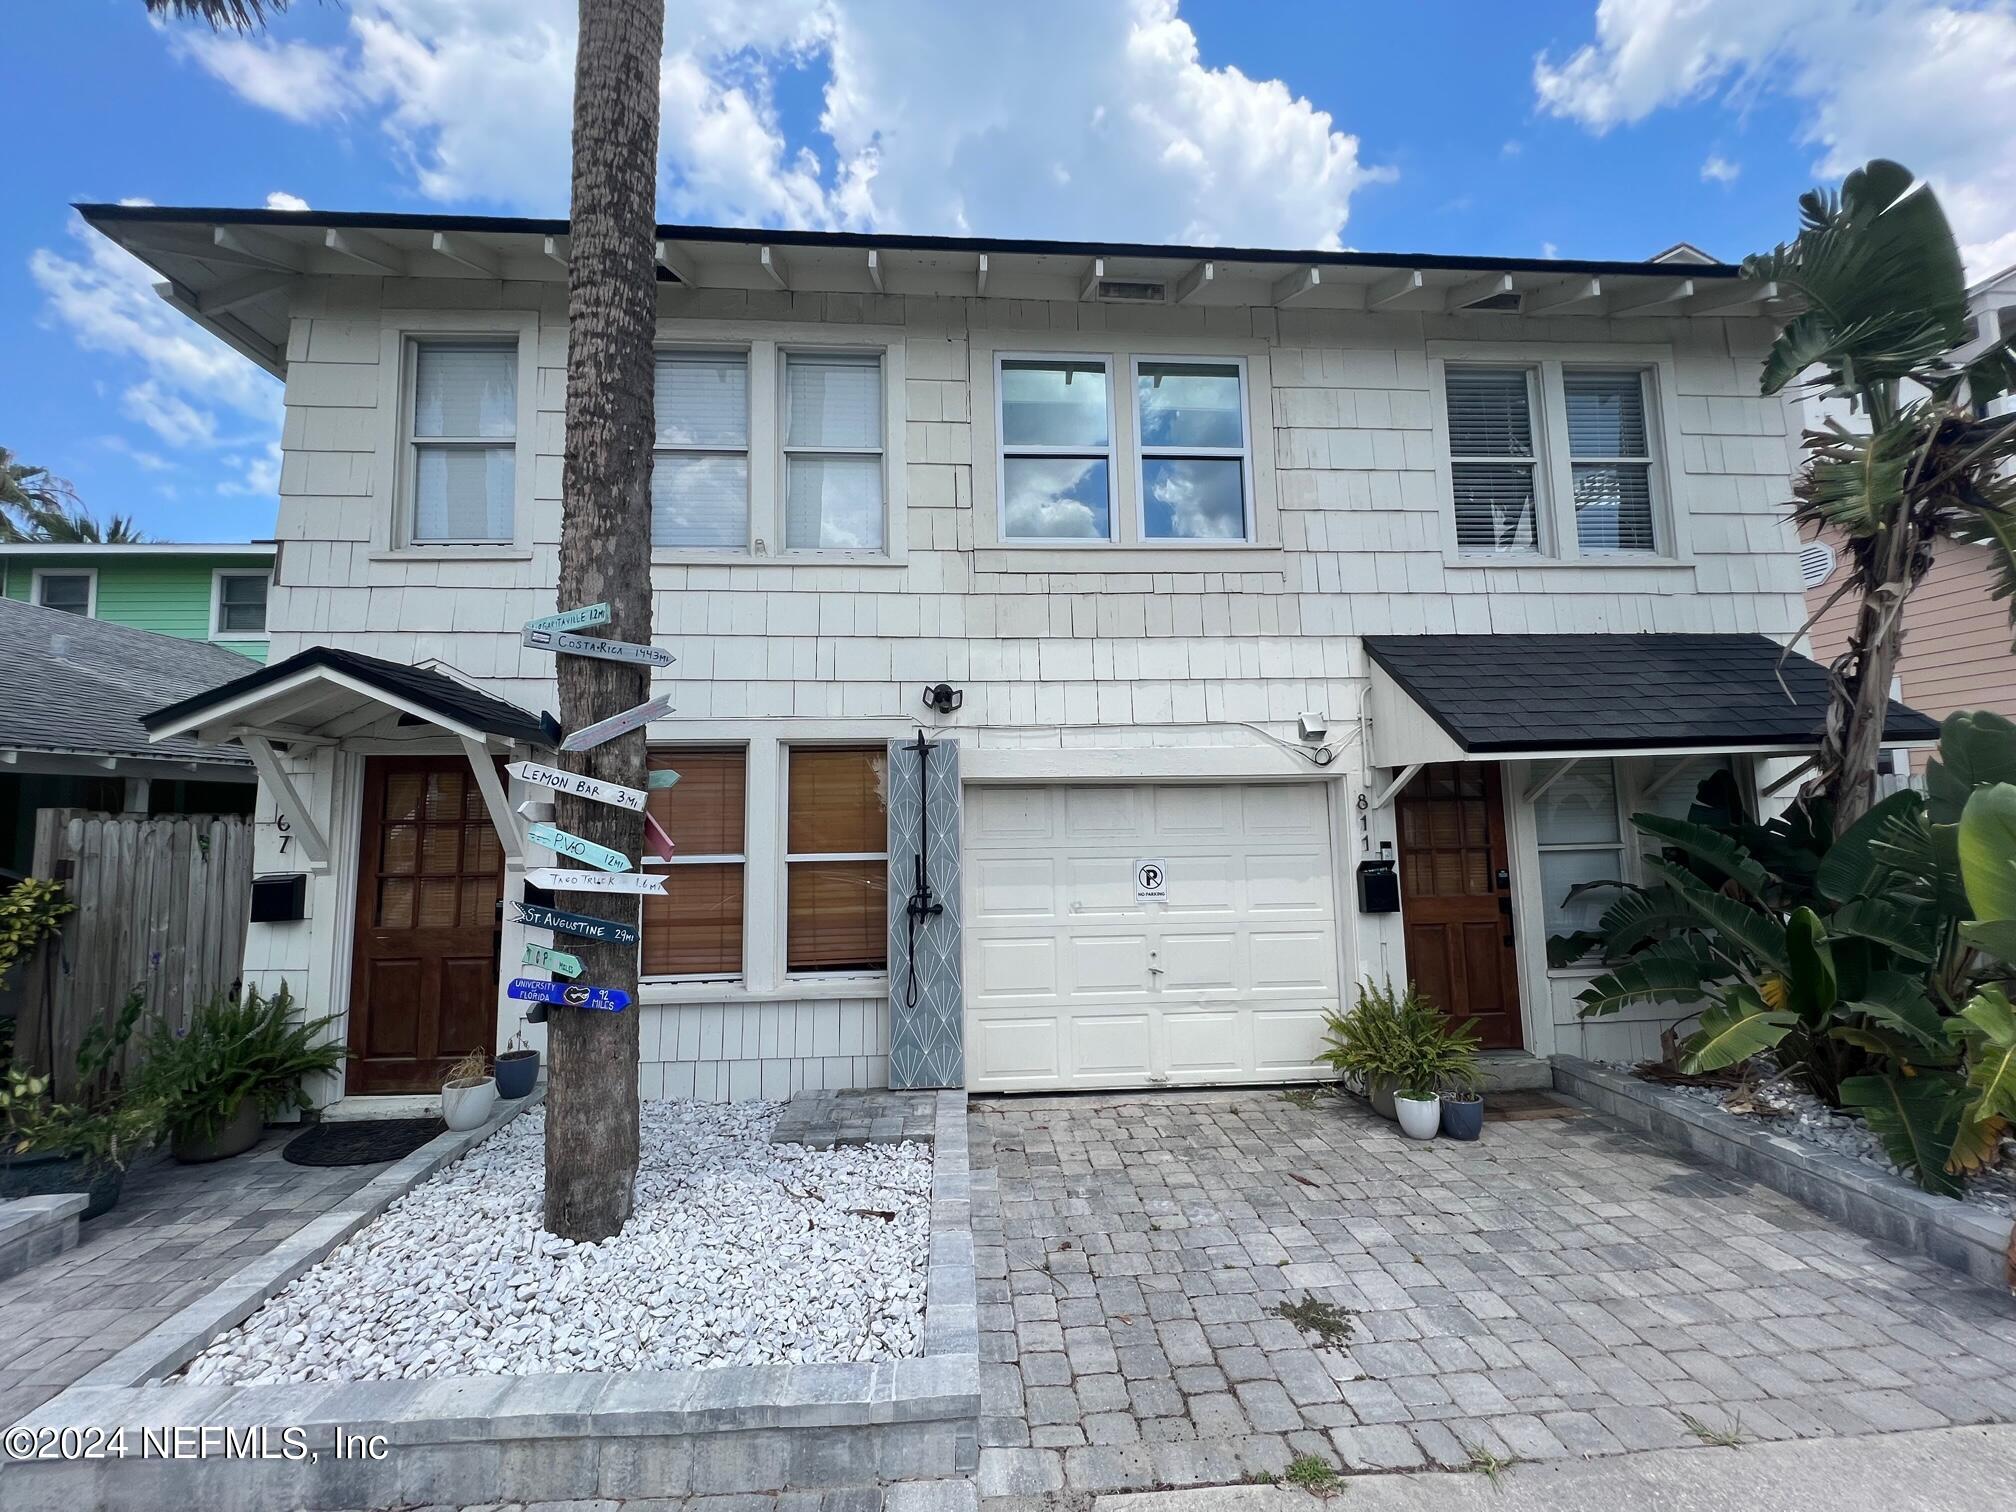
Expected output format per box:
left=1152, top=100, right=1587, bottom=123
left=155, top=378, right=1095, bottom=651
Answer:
left=1, top=1088, right=979, bottom=1511
left=0, top=1192, right=86, bottom=1282
left=1554, top=1056, right=2015, bottom=1292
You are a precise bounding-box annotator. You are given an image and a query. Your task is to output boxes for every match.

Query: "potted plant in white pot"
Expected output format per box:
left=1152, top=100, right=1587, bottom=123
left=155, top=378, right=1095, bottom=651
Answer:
left=440, top=1049, right=497, bottom=1131
left=1392, top=989, right=1484, bottom=1142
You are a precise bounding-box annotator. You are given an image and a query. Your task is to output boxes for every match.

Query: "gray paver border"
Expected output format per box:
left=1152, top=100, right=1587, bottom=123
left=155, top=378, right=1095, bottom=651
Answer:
left=0, top=1192, right=87, bottom=1282
left=1555, top=1055, right=2015, bottom=1292
left=1, top=1088, right=979, bottom=1511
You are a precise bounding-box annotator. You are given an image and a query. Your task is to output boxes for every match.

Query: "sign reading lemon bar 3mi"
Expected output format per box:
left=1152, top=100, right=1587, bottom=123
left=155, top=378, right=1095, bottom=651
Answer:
left=507, top=760, right=648, bottom=812
left=507, top=977, right=630, bottom=1012
left=521, top=626, right=676, bottom=668
left=524, top=603, right=610, bottom=634
left=510, top=899, right=640, bottom=947
left=525, top=867, right=666, bottom=895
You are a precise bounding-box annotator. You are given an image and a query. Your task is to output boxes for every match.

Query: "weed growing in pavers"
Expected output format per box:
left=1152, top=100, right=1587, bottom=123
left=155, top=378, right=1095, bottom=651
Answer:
left=1270, top=1292, right=1359, bottom=1347
left=1463, top=1443, right=1516, bottom=1488
left=1284, top=1454, right=1340, bottom=1493
left=1241, top=1469, right=1280, bottom=1485
left=1280, top=1088, right=1320, bottom=1110
left=1679, top=1411, right=1746, bottom=1448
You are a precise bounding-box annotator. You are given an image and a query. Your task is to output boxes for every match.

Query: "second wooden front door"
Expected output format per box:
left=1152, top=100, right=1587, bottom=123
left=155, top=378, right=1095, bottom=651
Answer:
left=347, top=756, right=503, bottom=1094
left=1395, top=763, right=1523, bottom=1050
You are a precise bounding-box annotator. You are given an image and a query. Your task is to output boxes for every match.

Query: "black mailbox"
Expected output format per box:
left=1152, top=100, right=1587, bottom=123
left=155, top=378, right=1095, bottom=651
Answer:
left=1356, top=858, right=1400, bottom=914
left=249, top=873, right=307, bottom=923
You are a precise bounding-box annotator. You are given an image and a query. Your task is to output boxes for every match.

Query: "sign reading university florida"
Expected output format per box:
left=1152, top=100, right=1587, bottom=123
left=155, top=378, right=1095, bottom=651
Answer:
left=521, top=627, right=676, bottom=668
left=525, top=867, right=667, bottom=895
left=524, top=603, right=611, bottom=634
left=510, top=900, right=641, bottom=947
left=527, top=823, right=632, bottom=873
left=560, top=695, right=675, bottom=753
left=507, top=760, right=648, bottom=812
left=507, top=977, right=631, bottom=1012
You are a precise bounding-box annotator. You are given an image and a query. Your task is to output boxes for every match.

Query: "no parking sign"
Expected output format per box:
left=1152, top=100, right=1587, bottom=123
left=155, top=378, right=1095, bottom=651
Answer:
left=1134, top=859, right=1167, bottom=903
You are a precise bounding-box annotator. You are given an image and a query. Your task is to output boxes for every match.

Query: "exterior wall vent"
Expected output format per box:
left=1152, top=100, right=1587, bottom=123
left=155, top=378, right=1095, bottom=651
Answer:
left=1096, top=279, right=1167, bottom=303
left=1462, top=291, right=1523, bottom=312
left=1798, top=540, right=1837, bottom=589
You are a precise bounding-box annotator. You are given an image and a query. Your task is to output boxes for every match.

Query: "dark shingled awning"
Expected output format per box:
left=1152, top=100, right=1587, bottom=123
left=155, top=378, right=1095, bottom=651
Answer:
left=1364, top=633, right=1939, bottom=758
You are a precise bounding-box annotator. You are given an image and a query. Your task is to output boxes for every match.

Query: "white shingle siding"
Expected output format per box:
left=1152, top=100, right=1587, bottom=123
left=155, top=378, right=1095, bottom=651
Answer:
left=263, top=275, right=1804, bottom=1097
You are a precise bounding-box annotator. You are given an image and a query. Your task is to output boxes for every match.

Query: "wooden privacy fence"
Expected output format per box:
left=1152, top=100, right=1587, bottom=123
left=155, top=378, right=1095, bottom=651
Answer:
left=16, top=810, right=255, bottom=1099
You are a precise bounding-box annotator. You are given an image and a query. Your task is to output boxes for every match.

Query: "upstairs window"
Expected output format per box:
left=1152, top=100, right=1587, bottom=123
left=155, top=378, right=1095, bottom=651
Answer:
left=1565, top=369, right=1655, bottom=553
left=1445, top=367, right=1540, bottom=555
left=998, top=356, right=1115, bottom=541
left=1135, top=359, right=1252, bottom=541
left=783, top=352, right=885, bottom=551
left=214, top=571, right=269, bottom=635
left=651, top=351, right=749, bottom=549
left=409, top=342, right=516, bottom=545
left=33, top=571, right=94, bottom=617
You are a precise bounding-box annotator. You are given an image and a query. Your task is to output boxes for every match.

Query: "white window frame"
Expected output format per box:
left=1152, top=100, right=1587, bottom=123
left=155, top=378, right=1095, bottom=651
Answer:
left=650, top=345, right=752, bottom=553
left=1438, top=363, right=1553, bottom=559
left=1531, top=759, right=1629, bottom=966
left=1562, top=367, right=1661, bottom=556
left=373, top=310, right=539, bottom=559
left=30, top=567, right=97, bottom=618
left=1427, top=341, right=1689, bottom=569
left=636, top=745, right=750, bottom=987
left=778, top=348, right=890, bottom=557
left=995, top=351, right=1119, bottom=545
left=210, top=568, right=271, bottom=639
left=781, top=743, right=890, bottom=983
left=1130, top=354, right=1256, bottom=545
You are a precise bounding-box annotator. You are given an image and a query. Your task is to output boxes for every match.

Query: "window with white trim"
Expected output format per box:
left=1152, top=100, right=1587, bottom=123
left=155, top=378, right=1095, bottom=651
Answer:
left=651, top=350, right=749, bottom=549
left=1135, top=358, right=1252, bottom=540
left=640, top=748, right=746, bottom=980
left=1535, top=762, right=1626, bottom=951
left=33, top=571, right=94, bottom=617
left=408, top=341, right=517, bottom=545
left=1441, top=359, right=1667, bottom=560
left=999, top=356, right=1115, bottom=540
left=213, top=571, right=269, bottom=635
left=784, top=746, right=888, bottom=974
left=782, top=352, right=885, bottom=550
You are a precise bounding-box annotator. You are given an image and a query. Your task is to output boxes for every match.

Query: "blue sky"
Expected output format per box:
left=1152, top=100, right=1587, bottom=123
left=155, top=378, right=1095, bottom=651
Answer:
left=7, top=0, right=2012, bottom=543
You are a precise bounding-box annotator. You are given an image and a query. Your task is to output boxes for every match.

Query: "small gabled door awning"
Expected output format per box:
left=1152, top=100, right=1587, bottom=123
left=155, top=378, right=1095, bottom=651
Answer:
left=143, top=646, right=558, bottom=872
left=1365, top=633, right=1940, bottom=770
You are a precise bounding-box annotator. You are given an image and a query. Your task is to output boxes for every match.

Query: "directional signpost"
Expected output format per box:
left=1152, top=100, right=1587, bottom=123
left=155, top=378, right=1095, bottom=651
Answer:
left=641, top=811, right=678, bottom=866
left=647, top=770, right=681, bottom=790
left=521, top=627, right=675, bottom=667
left=522, top=941, right=584, bottom=978
left=516, top=800, right=557, bottom=824
left=507, top=761, right=648, bottom=812
left=526, top=867, right=667, bottom=895
left=559, top=695, right=675, bottom=753
left=507, top=978, right=631, bottom=1012
left=510, top=900, right=640, bottom=946
left=527, top=823, right=632, bottom=873
left=525, top=603, right=611, bottom=634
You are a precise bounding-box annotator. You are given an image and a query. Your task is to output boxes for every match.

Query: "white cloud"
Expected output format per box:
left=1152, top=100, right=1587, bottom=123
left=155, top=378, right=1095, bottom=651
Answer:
left=158, top=0, right=1388, bottom=248
left=123, top=380, right=219, bottom=448
left=265, top=191, right=311, bottom=212
left=1700, top=153, right=1741, bottom=184
left=218, top=442, right=283, bottom=498
left=1535, top=0, right=2016, bottom=275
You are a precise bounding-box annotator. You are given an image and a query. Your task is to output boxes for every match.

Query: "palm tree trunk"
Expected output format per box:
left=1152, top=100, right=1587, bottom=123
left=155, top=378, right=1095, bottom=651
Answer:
left=1814, top=518, right=1919, bottom=835
left=543, top=0, right=662, bottom=1242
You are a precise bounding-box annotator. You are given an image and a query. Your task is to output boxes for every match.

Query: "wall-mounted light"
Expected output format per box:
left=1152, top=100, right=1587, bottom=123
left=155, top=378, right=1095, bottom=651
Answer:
left=923, top=683, right=964, bottom=715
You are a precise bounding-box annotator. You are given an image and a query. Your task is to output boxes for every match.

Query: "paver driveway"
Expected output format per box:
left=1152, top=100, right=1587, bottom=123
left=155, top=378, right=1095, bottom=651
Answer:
left=969, top=1088, right=2016, bottom=1504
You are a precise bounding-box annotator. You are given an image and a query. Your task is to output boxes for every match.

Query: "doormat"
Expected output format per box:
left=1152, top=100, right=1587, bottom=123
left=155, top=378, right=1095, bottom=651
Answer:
left=1485, top=1092, right=1579, bottom=1122
left=282, top=1116, right=446, bottom=1167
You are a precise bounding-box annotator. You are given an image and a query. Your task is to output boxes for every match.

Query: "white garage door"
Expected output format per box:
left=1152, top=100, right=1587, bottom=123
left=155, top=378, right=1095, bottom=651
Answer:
left=963, top=783, right=1341, bottom=1091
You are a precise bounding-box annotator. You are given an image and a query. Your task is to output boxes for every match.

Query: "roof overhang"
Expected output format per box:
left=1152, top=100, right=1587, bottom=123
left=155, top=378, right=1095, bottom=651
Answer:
left=78, top=203, right=1791, bottom=381
left=0, top=747, right=254, bottom=783
left=0, top=542, right=272, bottom=559
left=1365, top=633, right=1940, bottom=769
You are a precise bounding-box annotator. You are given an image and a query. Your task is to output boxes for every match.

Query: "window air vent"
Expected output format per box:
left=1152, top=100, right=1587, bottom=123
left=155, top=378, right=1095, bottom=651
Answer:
left=1095, top=279, right=1167, bottom=303
left=1798, top=541, right=1837, bottom=589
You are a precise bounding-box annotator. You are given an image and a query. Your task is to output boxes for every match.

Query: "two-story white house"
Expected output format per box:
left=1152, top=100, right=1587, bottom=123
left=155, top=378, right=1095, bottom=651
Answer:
left=94, top=204, right=1935, bottom=1109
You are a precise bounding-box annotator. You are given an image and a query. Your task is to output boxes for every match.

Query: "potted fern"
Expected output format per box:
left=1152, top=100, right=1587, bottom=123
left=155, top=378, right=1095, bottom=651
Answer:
left=1318, top=979, right=1420, bottom=1119
left=137, top=983, right=345, bottom=1162
left=441, top=1049, right=497, bottom=1131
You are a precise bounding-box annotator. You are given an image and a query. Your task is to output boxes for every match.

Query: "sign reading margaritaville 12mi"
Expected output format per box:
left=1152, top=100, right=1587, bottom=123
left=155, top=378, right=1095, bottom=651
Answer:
left=526, top=867, right=667, bottom=895
left=507, top=977, right=630, bottom=1012
left=507, top=761, right=648, bottom=812
left=524, top=603, right=610, bottom=634
left=510, top=900, right=640, bottom=947
left=521, top=626, right=675, bottom=668
left=527, top=822, right=632, bottom=873
left=560, top=695, right=675, bottom=753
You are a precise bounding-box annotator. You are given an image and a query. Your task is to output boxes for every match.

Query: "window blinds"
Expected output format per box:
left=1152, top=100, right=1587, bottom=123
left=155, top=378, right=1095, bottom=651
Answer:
left=784, top=354, right=884, bottom=549
left=651, top=352, right=748, bottom=549
left=1565, top=370, right=1655, bottom=553
left=1445, top=368, right=1537, bottom=553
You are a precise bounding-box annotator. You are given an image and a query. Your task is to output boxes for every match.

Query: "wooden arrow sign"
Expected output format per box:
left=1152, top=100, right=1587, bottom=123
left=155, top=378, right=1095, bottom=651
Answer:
left=522, top=941, right=584, bottom=978
left=646, top=770, right=681, bottom=790
left=511, top=900, right=641, bottom=947
left=560, top=694, right=674, bottom=753
left=641, top=811, right=678, bottom=866
left=507, top=977, right=630, bottom=1012
left=507, top=761, right=647, bottom=812
left=521, top=626, right=675, bottom=668
left=515, top=800, right=557, bottom=824
left=527, top=823, right=632, bottom=873
left=525, top=868, right=666, bottom=895
left=525, top=603, right=610, bottom=634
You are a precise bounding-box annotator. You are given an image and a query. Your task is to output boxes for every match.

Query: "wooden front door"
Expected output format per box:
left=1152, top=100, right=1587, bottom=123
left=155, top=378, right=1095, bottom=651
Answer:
left=1395, top=763, right=1523, bottom=1050
left=347, top=756, right=503, bottom=1094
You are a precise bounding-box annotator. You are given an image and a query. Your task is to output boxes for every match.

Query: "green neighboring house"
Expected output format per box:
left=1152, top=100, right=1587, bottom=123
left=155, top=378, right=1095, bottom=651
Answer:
left=0, top=542, right=272, bottom=662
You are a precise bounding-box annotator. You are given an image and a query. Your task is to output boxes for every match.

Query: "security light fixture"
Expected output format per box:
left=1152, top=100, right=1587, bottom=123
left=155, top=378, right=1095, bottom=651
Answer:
left=1297, top=711, right=1329, bottom=745
left=923, top=683, right=964, bottom=715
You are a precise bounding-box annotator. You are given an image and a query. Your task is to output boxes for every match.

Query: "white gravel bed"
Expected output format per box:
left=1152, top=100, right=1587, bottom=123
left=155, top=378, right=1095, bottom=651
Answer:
left=184, top=1100, right=933, bottom=1385
left=1607, top=1061, right=2016, bottom=1219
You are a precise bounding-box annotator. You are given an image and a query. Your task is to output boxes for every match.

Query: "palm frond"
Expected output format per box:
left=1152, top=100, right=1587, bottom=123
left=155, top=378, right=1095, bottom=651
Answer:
left=143, top=0, right=289, bottom=31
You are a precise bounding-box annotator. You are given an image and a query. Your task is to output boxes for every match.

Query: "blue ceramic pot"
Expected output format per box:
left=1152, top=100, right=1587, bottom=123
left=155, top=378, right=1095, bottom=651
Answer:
left=494, top=1050, right=540, bottom=1100
left=1440, top=1096, right=1484, bottom=1141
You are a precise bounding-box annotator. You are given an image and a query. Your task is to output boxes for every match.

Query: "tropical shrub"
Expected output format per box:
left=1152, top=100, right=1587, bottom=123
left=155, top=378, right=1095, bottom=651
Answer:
left=1, top=992, right=160, bottom=1172
left=136, top=983, right=345, bottom=1146
left=1319, top=979, right=1482, bottom=1098
left=1560, top=711, right=2016, bottom=1194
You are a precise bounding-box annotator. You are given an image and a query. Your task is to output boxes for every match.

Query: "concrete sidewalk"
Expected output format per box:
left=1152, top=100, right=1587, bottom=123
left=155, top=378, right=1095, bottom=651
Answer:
left=1091, top=1423, right=2016, bottom=1511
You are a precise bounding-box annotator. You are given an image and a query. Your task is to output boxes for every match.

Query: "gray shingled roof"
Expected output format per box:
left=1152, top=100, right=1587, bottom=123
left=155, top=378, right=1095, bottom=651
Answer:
left=1365, top=633, right=1941, bottom=754
left=0, top=597, right=255, bottom=768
